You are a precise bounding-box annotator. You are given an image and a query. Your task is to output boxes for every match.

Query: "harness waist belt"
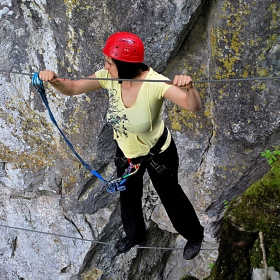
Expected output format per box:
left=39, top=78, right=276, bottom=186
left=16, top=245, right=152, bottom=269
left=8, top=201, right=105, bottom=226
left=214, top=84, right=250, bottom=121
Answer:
left=149, top=126, right=168, bottom=156
left=128, top=127, right=168, bottom=165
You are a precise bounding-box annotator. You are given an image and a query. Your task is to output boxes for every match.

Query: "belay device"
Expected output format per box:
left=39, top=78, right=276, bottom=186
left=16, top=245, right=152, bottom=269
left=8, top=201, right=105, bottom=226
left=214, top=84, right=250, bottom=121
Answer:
left=31, top=72, right=139, bottom=193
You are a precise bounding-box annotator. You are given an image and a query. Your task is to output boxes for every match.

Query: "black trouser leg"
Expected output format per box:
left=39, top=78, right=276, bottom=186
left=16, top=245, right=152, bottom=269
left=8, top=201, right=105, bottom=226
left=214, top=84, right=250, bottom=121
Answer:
left=147, top=138, right=204, bottom=240
left=116, top=148, right=147, bottom=241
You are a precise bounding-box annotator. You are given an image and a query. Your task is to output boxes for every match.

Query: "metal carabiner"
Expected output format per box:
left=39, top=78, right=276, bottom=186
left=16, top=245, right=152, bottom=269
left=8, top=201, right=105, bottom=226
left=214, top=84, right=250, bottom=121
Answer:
left=106, top=177, right=127, bottom=193
left=105, top=161, right=140, bottom=193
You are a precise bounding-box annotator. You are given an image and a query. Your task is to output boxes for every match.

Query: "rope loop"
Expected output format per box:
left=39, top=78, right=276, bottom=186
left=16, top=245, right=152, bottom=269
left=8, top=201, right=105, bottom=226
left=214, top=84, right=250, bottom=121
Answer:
left=32, top=72, right=45, bottom=93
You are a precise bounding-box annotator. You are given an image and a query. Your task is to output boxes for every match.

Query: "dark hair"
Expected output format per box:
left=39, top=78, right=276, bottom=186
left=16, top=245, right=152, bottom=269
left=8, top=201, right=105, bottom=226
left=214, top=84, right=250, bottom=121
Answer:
left=112, top=58, right=149, bottom=84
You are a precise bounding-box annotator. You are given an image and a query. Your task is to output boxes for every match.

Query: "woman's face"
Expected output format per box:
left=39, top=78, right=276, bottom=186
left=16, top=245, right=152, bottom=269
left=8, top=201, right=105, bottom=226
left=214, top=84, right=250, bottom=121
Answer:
left=104, top=56, right=118, bottom=78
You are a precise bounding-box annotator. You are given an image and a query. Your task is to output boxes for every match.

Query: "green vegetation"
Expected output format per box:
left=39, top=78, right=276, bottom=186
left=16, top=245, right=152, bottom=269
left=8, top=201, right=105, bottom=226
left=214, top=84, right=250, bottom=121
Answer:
left=261, top=146, right=280, bottom=165
left=204, top=147, right=280, bottom=279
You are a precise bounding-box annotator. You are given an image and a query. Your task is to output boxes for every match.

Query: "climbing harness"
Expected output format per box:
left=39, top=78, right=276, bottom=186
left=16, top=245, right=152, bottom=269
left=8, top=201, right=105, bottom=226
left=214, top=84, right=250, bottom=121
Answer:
left=31, top=72, right=136, bottom=193
left=149, top=159, right=169, bottom=175
left=104, top=126, right=168, bottom=192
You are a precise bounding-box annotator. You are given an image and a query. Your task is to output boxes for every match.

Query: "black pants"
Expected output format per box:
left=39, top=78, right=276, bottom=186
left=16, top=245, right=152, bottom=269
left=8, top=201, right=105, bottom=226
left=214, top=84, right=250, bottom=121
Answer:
left=115, top=137, right=204, bottom=241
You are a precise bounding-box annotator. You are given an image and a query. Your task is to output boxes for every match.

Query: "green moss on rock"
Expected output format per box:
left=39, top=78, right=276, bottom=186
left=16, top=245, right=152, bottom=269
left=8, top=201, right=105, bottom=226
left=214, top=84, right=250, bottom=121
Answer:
left=230, top=160, right=280, bottom=272
left=205, top=160, right=280, bottom=279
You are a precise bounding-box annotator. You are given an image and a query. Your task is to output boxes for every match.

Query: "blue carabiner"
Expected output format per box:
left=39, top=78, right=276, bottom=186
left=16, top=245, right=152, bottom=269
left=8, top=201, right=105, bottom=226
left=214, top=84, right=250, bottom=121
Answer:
left=106, top=177, right=127, bottom=193
left=117, top=179, right=127, bottom=191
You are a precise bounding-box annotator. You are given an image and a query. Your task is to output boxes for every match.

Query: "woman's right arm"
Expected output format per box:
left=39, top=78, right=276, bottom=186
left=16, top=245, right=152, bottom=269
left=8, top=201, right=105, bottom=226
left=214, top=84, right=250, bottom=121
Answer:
left=39, top=70, right=102, bottom=96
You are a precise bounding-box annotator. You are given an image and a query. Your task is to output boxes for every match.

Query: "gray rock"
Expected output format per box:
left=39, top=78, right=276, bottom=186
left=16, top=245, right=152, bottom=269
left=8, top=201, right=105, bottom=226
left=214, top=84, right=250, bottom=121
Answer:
left=0, top=0, right=279, bottom=279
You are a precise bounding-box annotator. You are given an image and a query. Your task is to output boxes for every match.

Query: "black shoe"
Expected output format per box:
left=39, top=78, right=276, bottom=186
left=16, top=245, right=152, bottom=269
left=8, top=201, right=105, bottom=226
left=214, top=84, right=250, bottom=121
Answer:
left=114, top=236, right=146, bottom=255
left=183, top=238, right=203, bottom=260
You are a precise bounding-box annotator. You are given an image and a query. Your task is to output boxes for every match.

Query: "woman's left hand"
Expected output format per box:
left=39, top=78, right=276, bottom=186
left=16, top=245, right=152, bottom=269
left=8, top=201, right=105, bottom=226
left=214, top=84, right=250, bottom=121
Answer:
left=172, top=75, right=193, bottom=89
left=164, top=74, right=201, bottom=111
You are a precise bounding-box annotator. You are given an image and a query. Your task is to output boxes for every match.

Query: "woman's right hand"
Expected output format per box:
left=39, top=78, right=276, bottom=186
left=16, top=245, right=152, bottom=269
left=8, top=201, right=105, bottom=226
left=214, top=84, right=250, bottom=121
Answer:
left=39, top=70, right=58, bottom=82
left=38, top=69, right=102, bottom=96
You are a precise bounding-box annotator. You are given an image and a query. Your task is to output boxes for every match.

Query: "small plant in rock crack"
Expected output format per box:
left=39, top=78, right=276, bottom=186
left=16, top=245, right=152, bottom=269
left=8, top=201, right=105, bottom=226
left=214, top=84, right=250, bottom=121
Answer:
left=208, top=262, right=215, bottom=269
left=261, top=146, right=280, bottom=165
left=223, top=200, right=229, bottom=209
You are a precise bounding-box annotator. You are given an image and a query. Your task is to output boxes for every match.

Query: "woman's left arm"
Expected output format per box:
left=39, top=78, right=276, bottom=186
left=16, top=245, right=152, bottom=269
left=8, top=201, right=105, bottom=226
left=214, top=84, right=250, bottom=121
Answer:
left=163, top=75, right=201, bottom=112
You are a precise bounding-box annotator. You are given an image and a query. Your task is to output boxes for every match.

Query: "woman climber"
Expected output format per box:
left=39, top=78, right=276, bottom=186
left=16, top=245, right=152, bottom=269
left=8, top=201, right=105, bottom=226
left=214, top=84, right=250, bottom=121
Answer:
left=39, top=31, right=204, bottom=260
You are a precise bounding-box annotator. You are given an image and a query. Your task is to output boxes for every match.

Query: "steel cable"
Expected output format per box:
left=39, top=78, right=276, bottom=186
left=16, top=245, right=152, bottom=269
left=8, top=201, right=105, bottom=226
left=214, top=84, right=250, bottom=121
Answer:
left=0, top=69, right=279, bottom=84
left=0, top=223, right=216, bottom=251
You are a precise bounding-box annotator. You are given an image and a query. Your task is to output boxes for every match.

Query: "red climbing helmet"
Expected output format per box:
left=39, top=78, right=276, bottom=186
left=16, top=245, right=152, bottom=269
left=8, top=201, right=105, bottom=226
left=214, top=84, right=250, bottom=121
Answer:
left=102, top=32, right=144, bottom=63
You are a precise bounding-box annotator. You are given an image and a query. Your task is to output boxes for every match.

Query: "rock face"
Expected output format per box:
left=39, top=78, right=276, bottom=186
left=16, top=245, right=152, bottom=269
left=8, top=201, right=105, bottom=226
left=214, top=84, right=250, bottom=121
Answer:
left=0, top=0, right=279, bottom=279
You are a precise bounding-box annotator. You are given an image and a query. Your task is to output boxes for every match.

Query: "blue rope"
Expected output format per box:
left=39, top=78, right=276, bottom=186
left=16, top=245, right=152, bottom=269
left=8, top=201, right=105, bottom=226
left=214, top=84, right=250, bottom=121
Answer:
left=31, top=72, right=126, bottom=192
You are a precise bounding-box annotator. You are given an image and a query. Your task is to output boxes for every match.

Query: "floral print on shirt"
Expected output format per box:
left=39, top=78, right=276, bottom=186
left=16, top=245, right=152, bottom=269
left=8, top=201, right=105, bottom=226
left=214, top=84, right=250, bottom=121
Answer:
left=107, top=88, right=129, bottom=138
